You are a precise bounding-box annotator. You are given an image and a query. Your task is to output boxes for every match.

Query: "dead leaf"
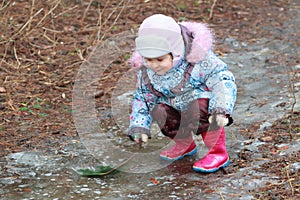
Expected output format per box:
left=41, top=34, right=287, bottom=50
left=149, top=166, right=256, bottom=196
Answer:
left=150, top=177, right=160, bottom=185
left=204, top=189, right=215, bottom=194
left=22, top=188, right=32, bottom=193
left=0, top=87, right=6, bottom=93
left=276, top=145, right=289, bottom=151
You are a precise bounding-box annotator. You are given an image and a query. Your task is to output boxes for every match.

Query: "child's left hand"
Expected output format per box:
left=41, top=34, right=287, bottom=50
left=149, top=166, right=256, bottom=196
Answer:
left=208, top=114, right=229, bottom=127
left=129, top=133, right=149, bottom=146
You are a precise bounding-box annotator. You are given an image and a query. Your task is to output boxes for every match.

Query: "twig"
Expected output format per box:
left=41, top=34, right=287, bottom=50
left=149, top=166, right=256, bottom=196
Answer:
left=282, top=53, right=296, bottom=139
left=103, top=0, right=127, bottom=38
left=285, top=163, right=295, bottom=196
left=0, top=42, right=9, bottom=69
left=80, top=0, right=94, bottom=25
left=217, top=187, right=225, bottom=200
left=7, top=98, right=17, bottom=111
left=0, top=0, right=10, bottom=12
left=95, top=1, right=106, bottom=42
left=286, top=69, right=296, bottom=118
left=94, top=0, right=111, bottom=42
left=43, top=32, right=57, bottom=45
left=96, top=8, right=102, bottom=41
left=53, top=4, right=79, bottom=18
left=76, top=49, right=84, bottom=61
left=41, top=27, right=62, bottom=33
left=13, top=42, right=21, bottom=68
left=0, top=65, right=14, bottom=74
left=0, top=59, right=15, bottom=70
left=37, top=0, right=61, bottom=28
left=209, top=0, right=218, bottom=20
left=27, top=0, right=35, bottom=31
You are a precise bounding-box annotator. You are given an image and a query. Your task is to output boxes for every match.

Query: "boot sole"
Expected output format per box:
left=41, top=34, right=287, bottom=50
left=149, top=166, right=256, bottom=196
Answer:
left=193, top=158, right=230, bottom=173
left=160, top=147, right=198, bottom=161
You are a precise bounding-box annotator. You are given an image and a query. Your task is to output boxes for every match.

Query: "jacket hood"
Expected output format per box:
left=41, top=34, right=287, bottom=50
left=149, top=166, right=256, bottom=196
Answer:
left=129, top=21, right=214, bottom=68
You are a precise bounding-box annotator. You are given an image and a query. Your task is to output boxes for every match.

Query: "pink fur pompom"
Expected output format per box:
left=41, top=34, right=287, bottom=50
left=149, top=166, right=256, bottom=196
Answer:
left=128, top=50, right=143, bottom=68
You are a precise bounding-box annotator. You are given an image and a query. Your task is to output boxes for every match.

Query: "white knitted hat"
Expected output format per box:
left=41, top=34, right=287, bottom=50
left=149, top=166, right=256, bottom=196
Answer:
left=135, top=14, right=184, bottom=58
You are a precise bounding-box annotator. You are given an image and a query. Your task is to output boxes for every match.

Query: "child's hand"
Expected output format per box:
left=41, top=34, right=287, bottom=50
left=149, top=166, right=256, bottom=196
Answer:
left=129, top=133, right=149, bottom=146
left=208, top=114, right=229, bottom=127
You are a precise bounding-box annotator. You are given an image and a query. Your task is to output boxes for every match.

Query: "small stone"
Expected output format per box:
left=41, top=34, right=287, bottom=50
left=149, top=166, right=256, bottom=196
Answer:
left=94, top=190, right=101, bottom=194
left=259, top=136, right=273, bottom=142
left=80, top=188, right=90, bottom=192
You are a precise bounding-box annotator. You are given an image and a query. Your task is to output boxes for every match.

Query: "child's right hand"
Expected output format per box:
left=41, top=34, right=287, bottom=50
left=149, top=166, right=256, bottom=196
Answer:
left=208, top=114, right=229, bottom=127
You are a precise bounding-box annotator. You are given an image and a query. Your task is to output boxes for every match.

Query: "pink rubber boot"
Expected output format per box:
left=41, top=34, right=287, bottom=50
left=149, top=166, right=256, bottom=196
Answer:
left=160, top=134, right=198, bottom=161
left=193, top=127, right=229, bottom=173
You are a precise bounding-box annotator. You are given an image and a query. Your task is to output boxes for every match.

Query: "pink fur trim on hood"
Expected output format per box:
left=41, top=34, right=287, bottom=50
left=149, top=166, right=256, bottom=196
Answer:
left=179, top=21, right=214, bottom=63
left=129, top=21, right=214, bottom=68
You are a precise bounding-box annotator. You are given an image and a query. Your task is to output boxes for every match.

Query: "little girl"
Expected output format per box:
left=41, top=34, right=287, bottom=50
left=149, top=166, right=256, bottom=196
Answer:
left=128, top=14, right=237, bottom=173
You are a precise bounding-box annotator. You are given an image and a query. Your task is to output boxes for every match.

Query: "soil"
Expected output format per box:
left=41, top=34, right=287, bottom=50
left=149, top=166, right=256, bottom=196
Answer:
left=0, top=0, right=299, bottom=199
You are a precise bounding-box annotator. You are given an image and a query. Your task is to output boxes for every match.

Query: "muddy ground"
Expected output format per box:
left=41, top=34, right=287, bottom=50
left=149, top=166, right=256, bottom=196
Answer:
left=0, top=0, right=299, bottom=199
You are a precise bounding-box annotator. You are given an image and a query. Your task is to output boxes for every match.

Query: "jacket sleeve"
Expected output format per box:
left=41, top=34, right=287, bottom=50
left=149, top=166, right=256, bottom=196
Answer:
left=206, top=69, right=237, bottom=115
left=129, top=70, right=158, bottom=137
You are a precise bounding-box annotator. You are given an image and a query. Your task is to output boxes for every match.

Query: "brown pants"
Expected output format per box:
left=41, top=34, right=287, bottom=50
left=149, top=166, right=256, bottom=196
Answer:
left=151, top=98, right=210, bottom=139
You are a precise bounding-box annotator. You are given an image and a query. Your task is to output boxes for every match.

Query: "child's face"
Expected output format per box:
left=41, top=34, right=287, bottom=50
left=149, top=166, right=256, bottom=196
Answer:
left=144, top=54, right=173, bottom=76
